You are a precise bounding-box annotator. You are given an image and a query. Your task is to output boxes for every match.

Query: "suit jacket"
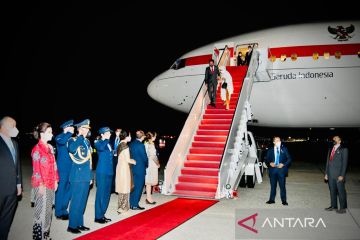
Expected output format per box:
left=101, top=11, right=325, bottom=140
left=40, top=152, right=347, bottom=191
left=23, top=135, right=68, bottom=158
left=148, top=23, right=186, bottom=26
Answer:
left=204, top=65, right=220, bottom=84
left=0, top=136, right=21, bottom=196
left=326, top=145, right=348, bottom=178
left=95, top=139, right=113, bottom=175
left=265, top=144, right=292, bottom=174
left=129, top=139, right=148, bottom=176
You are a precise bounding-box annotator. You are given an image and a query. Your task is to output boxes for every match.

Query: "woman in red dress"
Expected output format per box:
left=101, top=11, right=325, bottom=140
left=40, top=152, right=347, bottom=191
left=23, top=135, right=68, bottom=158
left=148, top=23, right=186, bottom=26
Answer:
left=31, top=122, right=59, bottom=240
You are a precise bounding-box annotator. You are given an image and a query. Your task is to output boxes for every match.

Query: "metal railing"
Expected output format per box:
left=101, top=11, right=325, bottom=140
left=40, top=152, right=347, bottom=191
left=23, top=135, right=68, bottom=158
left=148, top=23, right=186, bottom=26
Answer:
left=216, top=50, right=259, bottom=199
left=162, top=81, right=210, bottom=194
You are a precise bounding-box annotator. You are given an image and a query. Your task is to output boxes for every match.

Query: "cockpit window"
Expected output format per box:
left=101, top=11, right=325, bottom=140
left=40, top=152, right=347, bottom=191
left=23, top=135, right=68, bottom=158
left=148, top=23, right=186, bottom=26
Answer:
left=170, top=59, right=186, bottom=70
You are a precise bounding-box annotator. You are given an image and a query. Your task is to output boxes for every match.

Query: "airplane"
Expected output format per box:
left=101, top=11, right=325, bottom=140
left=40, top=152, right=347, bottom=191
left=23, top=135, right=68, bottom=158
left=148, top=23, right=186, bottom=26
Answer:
left=147, top=21, right=360, bottom=199
left=147, top=21, right=360, bottom=128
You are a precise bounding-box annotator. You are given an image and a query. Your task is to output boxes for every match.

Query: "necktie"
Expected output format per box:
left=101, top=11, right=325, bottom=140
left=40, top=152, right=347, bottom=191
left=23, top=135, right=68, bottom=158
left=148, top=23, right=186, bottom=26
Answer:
left=115, top=137, right=119, bottom=151
left=330, top=146, right=336, bottom=161
left=211, top=66, right=214, bottom=73
left=9, top=141, right=16, bottom=163
left=275, top=147, right=280, bottom=166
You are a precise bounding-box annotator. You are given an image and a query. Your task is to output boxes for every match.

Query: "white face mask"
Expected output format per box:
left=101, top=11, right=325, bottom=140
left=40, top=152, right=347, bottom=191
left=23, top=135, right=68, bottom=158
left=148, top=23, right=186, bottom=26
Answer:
left=8, top=127, right=19, bottom=138
left=126, top=136, right=131, bottom=142
left=42, top=132, right=53, bottom=142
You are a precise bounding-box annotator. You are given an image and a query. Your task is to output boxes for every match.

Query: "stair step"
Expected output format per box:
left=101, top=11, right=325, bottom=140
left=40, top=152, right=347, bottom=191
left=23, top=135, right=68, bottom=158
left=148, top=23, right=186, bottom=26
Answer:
left=187, top=154, right=222, bottom=161
left=203, top=114, right=233, bottom=119
left=198, top=124, right=230, bottom=130
left=196, top=130, right=229, bottom=136
left=184, top=160, right=220, bottom=168
left=178, top=175, right=218, bottom=184
left=181, top=167, right=218, bottom=176
left=205, top=109, right=235, bottom=114
left=201, top=119, right=232, bottom=125
left=175, top=182, right=218, bottom=192
left=194, top=136, right=227, bottom=142
left=192, top=141, right=225, bottom=148
left=189, top=147, right=223, bottom=155
left=172, top=190, right=216, bottom=199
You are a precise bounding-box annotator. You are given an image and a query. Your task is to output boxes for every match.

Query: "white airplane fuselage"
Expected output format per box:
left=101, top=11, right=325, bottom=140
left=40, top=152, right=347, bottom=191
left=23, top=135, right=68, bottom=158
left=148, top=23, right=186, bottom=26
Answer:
left=148, top=22, right=360, bottom=127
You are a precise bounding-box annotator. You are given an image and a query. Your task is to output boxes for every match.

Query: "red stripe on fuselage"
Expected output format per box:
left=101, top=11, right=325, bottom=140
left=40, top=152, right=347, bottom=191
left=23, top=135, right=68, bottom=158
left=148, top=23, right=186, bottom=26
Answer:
left=185, top=54, right=213, bottom=66
left=268, top=43, right=360, bottom=58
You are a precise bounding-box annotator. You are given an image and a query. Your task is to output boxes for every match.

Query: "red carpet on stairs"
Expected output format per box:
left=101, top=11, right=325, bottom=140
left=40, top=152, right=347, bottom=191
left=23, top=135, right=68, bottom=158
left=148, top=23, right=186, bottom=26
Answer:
left=75, top=198, right=218, bottom=240
left=173, top=66, right=248, bottom=199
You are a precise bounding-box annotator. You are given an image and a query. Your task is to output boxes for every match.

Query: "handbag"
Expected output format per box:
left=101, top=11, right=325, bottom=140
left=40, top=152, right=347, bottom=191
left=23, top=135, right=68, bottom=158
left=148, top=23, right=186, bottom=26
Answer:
left=221, top=81, right=227, bottom=89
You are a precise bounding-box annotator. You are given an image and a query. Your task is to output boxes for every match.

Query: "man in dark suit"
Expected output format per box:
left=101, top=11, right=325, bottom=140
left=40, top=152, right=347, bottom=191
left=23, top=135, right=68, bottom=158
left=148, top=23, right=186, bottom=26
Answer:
left=0, top=116, right=22, bottom=240
left=324, top=136, right=348, bottom=214
left=129, top=130, right=148, bottom=210
left=204, top=59, right=220, bottom=107
left=265, top=136, right=292, bottom=205
left=244, top=45, right=253, bottom=65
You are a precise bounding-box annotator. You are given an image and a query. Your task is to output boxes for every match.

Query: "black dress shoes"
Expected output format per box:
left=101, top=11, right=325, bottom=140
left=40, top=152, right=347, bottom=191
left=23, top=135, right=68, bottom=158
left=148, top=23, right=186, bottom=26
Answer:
left=67, top=227, right=81, bottom=234
left=266, top=200, right=275, bottom=204
left=104, top=217, right=112, bottom=222
left=282, top=201, right=288, bottom=206
left=146, top=199, right=156, bottom=205
left=336, top=209, right=346, bottom=214
left=325, top=206, right=336, bottom=211
left=131, top=206, right=145, bottom=210
left=56, top=214, right=69, bottom=220
left=77, top=226, right=90, bottom=231
left=95, top=218, right=106, bottom=224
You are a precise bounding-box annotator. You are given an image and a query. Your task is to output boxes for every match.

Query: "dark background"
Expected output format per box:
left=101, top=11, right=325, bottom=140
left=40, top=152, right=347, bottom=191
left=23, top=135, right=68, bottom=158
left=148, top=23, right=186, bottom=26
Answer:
left=2, top=3, right=359, bottom=166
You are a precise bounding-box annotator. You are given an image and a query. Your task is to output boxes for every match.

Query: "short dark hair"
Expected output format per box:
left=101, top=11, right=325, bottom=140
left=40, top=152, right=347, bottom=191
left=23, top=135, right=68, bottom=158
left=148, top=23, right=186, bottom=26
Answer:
left=209, top=59, right=214, bottom=63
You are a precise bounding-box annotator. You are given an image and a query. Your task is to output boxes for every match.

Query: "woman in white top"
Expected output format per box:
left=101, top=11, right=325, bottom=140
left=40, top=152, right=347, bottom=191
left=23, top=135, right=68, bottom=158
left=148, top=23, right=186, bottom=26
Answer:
left=144, top=131, right=160, bottom=204
left=219, top=66, right=234, bottom=110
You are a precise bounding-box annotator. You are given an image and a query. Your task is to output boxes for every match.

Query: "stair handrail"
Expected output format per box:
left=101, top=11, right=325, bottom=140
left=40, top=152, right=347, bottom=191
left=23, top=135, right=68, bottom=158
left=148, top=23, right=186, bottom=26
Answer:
left=216, top=50, right=259, bottom=199
left=162, top=80, right=210, bottom=194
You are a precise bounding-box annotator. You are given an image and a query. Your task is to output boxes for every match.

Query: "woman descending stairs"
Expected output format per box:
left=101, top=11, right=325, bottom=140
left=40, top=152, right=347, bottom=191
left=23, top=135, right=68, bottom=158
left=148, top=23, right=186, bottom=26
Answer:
left=172, top=66, right=248, bottom=198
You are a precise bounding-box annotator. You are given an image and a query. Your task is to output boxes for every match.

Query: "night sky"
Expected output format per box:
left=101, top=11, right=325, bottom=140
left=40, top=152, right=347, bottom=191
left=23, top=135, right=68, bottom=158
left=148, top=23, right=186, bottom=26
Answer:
left=2, top=3, right=359, bottom=139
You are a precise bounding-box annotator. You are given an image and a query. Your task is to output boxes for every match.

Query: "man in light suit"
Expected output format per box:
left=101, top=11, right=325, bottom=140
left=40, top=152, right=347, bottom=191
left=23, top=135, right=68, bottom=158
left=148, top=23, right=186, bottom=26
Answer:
left=204, top=59, right=220, bottom=107
left=265, top=136, right=292, bottom=206
left=0, top=116, right=22, bottom=240
left=129, top=130, right=148, bottom=210
left=324, top=135, right=348, bottom=214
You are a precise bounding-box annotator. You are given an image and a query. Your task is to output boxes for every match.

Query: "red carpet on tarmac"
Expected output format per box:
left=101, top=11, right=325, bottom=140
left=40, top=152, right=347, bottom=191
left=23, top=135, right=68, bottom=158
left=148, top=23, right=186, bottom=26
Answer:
left=75, top=198, right=218, bottom=240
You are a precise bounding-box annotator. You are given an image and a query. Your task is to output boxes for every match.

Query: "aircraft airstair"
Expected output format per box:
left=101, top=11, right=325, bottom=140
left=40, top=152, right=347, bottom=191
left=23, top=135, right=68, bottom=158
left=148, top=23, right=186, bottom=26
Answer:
left=162, top=49, right=261, bottom=199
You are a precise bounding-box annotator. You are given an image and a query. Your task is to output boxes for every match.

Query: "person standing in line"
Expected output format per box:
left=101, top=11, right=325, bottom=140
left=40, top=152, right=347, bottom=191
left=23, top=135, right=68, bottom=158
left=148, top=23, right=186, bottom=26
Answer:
left=237, top=52, right=245, bottom=66
left=31, top=122, right=59, bottom=240
left=204, top=59, right=220, bottom=107
left=265, top=136, right=292, bottom=206
left=54, top=120, right=74, bottom=220
left=129, top=130, right=148, bottom=210
left=94, top=127, right=113, bottom=224
left=116, top=130, right=136, bottom=214
left=67, top=119, right=93, bottom=234
left=144, top=131, right=160, bottom=205
left=324, top=135, right=348, bottom=214
left=0, top=116, right=22, bottom=240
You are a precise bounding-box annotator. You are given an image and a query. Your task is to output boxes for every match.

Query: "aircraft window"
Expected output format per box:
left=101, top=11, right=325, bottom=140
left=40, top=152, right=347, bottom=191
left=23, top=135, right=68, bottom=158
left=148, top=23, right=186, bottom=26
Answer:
left=335, top=51, right=341, bottom=59
left=291, top=53, right=297, bottom=61
left=170, top=59, right=186, bottom=70
left=280, top=54, right=286, bottom=62
left=324, top=52, right=330, bottom=59
left=269, top=55, right=276, bottom=62
left=313, top=52, right=319, bottom=60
